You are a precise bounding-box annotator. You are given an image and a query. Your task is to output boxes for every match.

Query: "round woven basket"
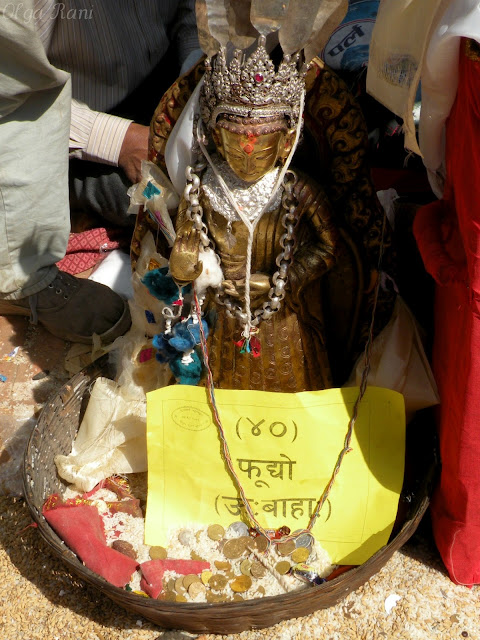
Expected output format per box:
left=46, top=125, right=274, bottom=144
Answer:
left=23, top=357, right=435, bottom=634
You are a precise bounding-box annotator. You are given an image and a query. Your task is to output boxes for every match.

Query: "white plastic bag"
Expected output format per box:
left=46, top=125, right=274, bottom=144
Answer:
left=344, top=297, right=439, bottom=421
left=55, top=377, right=147, bottom=492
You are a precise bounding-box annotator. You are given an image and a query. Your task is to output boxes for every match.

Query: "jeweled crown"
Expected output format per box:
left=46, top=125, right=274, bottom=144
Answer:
left=200, top=36, right=306, bottom=130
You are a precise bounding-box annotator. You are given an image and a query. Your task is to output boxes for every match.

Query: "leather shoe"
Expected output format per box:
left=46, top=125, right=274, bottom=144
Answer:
left=0, top=271, right=131, bottom=344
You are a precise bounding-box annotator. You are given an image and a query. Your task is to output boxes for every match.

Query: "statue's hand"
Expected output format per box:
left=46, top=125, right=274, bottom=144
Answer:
left=169, top=225, right=203, bottom=284
left=222, top=273, right=271, bottom=302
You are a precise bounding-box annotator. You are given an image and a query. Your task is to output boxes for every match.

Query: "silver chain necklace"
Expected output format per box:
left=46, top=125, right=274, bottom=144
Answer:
left=184, top=165, right=299, bottom=329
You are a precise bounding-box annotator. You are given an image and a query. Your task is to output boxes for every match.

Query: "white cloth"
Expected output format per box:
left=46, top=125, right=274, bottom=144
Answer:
left=366, top=0, right=451, bottom=155
left=367, top=0, right=480, bottom=197
left=419, top=0, right=480, bottom=196
left=55, top=377, right=147, bottom=492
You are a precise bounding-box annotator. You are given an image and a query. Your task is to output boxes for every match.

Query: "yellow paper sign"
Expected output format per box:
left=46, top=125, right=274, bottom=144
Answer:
left=145, top=385, right=405, bottom=564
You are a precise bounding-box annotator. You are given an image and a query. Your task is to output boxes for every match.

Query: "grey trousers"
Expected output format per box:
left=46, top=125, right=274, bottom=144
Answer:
left=0, top=0, right=71, bottom=299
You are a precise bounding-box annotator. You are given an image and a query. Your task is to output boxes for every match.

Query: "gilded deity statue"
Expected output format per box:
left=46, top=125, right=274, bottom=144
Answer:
left=132, top=7, right=396, bottom=393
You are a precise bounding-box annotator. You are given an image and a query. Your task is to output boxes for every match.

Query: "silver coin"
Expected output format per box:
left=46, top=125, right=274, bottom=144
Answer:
left=178, top=529, right=194, bottom=547
left=227, top=521, right=250, bottom=538
left=294, top=532, right=314, bottom=549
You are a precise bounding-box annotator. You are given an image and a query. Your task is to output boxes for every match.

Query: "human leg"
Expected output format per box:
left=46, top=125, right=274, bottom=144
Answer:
left=0, top=1, right=130, bottom=344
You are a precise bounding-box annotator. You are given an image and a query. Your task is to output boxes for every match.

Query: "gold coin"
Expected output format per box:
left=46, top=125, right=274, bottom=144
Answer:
left=223, top=538, right=246, bottom=560
left=214, top=560, right=231, bottom=571
left=254, top=535, right=269, bottom=553
left=201, top=570, right=213, bottom=585
left=206, top=591, right=223, bottom=603
left=230, top=575, right=252, bottom=593
left=183, top=574, right=201, bottom=589
left=149, top=545, right=167, bottom=560
left=239, top=536, right=251, bottom=548
left=174, top=577, right=186, bottom=594
left=250, top=561, right=266, bottom=579
left=167, top=578, right=176, bottom=592
left=188, top=581, right=206, bottom=599
left=291, top=547, right=310, bottom=563
left=215, top=594, right=229, bottom=603
left=162, top=590, right=176, bottom=601
left=225, top=570, right=235, bottom=579
left=233, top=594, right=244, bottom=602
left=191, top=551, right=207, bottom=562
left=275, top=560, right=291, bottom=575
left=256, top=585, right=266, bottom=596
left=276, top=539, right=296, bottom=556
left=176, top=594, right=188, bottom=602
left=207, top=524, right=225, bottom=541
left=208, top=574, right=228, bottom=591
left=195, top=530, right=202, bottom=542
left=240, top=559, right=252, bottom=576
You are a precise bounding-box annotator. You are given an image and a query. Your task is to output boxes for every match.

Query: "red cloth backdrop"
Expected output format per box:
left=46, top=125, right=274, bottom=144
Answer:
left=414, top=39, right=480, bottom=586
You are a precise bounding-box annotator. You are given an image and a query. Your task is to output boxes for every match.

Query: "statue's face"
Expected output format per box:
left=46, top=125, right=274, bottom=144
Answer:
left=213, top=119, right=293, bottom=183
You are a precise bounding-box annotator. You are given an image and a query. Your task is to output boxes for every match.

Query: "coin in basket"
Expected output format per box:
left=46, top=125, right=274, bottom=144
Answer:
left=188, top=581, right=206, bottom=599
left=291, top=547, right=310, bottom=563
left=178, top=529, right=194, bottom=546
left=294, top=532, right=314, bottom=548
left=183, top=574, right=201, bottom=589
left=230, top=575, right=252, bottom=593
left=276, top=539, right=295, bottom=556
left=191, top=550, right=207, bottom=562
left=223, top=538, right=246, bottom=559
left=201, top=570, right=213, bottom=585
left=149, top=545, right=167, bottom=560
left=207, top=523, right=225, bottom=541
left=275, top=560, right=291, bottom=575
left=176, top=594, right=188, bottom=602
left=214, top=560, right=231, bottom=571
left=227, top=521, right=250, bottom=537
left=240, top=559, right=252, bottom=576
left=206, top=591, right=223, bottom=603
left=250, top=561, right=266, bottom=578
left=253, top=535, right=269, bottom=553
left=175, top=576, right=187, bottom=594
left=162, top=590, right=176, bottom=602
left=208, top=573, right=228, bottom=591
left=233, top=593, right=245, bottom=601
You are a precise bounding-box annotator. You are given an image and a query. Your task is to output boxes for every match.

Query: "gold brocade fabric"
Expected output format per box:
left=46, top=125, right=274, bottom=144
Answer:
left=465, top=38, right=480, bottom=63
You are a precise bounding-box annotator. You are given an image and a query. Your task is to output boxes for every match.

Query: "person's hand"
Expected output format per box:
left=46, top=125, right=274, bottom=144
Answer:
left=118, top=122, right=149, bottom=184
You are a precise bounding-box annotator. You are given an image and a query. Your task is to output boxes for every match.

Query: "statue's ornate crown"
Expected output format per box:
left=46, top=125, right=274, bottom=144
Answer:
left=200, top=36, right=306, bottom=130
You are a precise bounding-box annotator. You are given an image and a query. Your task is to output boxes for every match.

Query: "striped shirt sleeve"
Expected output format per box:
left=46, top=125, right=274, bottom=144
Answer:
left=70, top=100, right=133, bottom=166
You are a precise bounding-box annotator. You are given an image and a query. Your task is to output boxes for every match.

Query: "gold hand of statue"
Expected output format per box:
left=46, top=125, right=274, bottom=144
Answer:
left=169, top=224, right=203, bottom=285
left=222, top=273, right=271, bottom=303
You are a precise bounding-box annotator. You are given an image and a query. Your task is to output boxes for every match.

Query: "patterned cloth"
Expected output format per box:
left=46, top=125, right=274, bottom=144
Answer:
left=57, top=227, right=131, bottom=275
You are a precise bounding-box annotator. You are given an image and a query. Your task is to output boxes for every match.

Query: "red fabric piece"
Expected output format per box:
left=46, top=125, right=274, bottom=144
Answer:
left=140, top=558, right=210, bottom=599
left=43, top=503, right=138, bottom=587
left=56, top=227, right=130, bottom=275
left=413, top=40, right=480, bottom=586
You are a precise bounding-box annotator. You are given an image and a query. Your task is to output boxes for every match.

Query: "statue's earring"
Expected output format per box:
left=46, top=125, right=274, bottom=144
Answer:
left=278, top=129, right=296, bottom=162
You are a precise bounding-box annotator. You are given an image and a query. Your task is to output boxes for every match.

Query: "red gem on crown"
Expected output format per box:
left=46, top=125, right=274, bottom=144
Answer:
left=254, top=73, right=264, bottom=83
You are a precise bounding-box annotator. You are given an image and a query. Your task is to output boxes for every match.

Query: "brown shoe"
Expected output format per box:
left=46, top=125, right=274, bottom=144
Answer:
left=0, top=271, right=131, bottom=344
